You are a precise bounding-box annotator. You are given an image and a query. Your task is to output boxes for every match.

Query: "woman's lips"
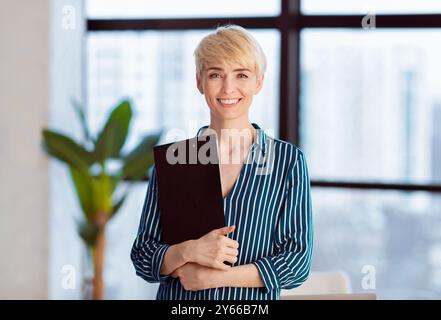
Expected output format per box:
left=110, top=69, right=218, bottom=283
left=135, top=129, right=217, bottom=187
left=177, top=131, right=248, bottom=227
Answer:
left=217, top=98, right=242, bottom=108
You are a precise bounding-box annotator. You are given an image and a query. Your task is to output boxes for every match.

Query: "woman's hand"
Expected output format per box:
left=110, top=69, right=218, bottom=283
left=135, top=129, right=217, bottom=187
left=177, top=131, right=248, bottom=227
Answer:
left=184, top=225, right=239, bottom=271
left=171, top=262, right=226, bottom=291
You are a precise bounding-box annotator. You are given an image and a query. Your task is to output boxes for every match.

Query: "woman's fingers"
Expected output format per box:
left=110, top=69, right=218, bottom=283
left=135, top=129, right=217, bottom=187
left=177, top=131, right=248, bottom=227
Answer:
left=193, top=226, right=240, bottom=268
left=223, top=255, right=238, bottom=264
left=223, top=237, right=239, bottom=249
left=212, top=225, right=235, bottom=236
left=224, top=247, right=239, bottom=257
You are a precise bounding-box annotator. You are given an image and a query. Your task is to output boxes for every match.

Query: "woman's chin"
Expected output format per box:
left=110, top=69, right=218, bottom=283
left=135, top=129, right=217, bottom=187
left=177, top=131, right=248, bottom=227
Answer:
left=209, top=104, right=250, bottom=121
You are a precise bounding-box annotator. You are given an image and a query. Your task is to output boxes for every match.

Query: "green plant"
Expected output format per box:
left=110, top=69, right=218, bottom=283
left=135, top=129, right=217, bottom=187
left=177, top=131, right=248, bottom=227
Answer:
left=41, top=99, right=161, bottom=299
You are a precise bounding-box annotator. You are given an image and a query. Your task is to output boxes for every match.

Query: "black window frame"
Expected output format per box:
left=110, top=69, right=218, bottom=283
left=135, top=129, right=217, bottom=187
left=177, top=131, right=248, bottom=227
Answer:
left=86, top=0, right=441, bottom=193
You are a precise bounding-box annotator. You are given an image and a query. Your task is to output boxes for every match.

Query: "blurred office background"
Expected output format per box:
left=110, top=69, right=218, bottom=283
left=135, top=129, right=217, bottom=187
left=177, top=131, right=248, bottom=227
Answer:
left=1, top=0, right=440, bottom=299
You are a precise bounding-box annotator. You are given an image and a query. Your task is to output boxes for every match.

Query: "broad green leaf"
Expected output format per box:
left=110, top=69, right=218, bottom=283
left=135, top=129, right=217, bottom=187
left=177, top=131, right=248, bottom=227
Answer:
left=94, top=100, right=132, bottom=162
left=91, top=174, right=114, bottom=216
left=70, top=166, right=95, bottom=220
left=124, top=133, right=161, bottom=164
left=42, top=129, right=94, bottom=168
left=121, top=133, right=161, bottom=180
left=71, top=99, right=92, bottom=143
left=122, top=152, right=155, bottom=180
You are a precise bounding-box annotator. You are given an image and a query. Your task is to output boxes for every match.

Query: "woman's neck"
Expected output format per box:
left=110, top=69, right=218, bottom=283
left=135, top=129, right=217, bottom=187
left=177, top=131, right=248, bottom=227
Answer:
left=207, top=119, right=256, bottom=163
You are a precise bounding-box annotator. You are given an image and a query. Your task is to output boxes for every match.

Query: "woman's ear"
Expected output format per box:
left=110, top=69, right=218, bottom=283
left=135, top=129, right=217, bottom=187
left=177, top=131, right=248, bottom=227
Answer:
left=196, top=72, right=204, bottom=94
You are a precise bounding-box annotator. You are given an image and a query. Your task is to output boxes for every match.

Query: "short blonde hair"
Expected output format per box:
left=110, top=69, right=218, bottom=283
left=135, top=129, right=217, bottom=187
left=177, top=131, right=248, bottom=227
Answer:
left=194, top=24, right=267, bottom=79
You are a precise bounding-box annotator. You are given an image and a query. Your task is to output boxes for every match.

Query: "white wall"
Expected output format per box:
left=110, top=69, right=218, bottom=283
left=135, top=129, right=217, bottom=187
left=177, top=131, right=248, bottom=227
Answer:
left=0, top=0, right=50, bottom=299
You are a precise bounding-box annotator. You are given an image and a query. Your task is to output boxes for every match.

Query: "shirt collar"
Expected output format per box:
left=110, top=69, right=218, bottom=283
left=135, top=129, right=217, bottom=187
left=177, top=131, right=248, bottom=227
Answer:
left=196, top=123, right=267, bottom=156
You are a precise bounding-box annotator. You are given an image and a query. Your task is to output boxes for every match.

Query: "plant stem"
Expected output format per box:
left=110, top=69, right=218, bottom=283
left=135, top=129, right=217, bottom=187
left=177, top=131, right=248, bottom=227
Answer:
left=92, top=224, right=106, bottom=299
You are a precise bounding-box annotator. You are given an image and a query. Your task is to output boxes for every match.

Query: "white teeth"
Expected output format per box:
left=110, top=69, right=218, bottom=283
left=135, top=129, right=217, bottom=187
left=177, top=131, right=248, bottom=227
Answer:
left=219, top=99, right=240, bottom=105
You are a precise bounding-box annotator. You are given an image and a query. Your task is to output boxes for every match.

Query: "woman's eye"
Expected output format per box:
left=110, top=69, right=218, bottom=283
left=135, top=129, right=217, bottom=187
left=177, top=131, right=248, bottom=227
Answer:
left=209, top=73, right=221, bottom=79
left=238, top=73, right=248, bottom=78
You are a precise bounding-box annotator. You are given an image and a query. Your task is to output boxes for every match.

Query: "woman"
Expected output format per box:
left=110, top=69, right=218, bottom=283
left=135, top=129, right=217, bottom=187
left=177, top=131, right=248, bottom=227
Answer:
left=131, top=24, right=313, bottom=300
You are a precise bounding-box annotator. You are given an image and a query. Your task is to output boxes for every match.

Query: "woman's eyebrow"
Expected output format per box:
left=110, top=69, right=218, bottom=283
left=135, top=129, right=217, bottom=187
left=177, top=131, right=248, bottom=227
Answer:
left=206, top=67, right=252, bottom=72
left=233, top=68, right=252, bottom=72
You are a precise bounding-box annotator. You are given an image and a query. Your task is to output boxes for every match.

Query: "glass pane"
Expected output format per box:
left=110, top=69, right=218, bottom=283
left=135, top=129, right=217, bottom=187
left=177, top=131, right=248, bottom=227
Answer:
left=300, top=29, right=441, bottom=184
left=87, top=0, right=280, bottom=19
left=302, top=0, right=441, bottom=15
left=312, top=188, right=441, bottom=299
left=87, top=30, right=280, bottom=151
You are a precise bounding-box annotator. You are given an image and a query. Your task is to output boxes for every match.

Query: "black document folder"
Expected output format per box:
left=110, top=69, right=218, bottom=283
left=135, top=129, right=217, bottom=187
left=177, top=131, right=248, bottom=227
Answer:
left=153, top=134, right=226, bottom=245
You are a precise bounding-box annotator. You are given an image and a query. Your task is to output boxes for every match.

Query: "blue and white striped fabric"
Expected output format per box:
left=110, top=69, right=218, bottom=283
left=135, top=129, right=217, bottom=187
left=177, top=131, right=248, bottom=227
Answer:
left=131, top=123, right=313, bottom=300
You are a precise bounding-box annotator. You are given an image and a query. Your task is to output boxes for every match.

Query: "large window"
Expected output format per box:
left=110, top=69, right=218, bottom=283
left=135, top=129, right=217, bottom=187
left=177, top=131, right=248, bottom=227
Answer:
left=301, top=29, right=441, bottom=184
left=80, top=0, right=441, bottom=299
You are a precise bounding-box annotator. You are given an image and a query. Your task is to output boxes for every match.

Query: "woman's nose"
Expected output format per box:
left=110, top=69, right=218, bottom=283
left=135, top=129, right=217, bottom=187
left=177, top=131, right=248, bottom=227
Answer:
left=222, top=77, right=236, bottom=95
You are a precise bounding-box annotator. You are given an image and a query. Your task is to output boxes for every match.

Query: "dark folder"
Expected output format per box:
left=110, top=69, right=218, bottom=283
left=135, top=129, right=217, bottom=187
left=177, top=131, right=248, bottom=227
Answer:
left=153, top=134, right=226, bottom=245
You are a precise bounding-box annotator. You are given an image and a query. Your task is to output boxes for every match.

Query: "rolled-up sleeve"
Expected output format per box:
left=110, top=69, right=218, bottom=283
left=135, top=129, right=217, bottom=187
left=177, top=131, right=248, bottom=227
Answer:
left=253, top=150, right=313, bottom=293
left=130, top=166, right=170, bottom=284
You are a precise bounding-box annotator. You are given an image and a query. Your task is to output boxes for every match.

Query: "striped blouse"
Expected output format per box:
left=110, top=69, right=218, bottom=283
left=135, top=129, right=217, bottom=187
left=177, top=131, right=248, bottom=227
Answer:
left=131, top=123, right=313, bottom=300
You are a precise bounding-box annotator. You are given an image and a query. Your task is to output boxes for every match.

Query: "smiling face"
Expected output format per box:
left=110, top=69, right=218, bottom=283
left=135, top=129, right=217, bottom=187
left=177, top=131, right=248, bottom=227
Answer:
left=196, top=61, right=264, bottom=122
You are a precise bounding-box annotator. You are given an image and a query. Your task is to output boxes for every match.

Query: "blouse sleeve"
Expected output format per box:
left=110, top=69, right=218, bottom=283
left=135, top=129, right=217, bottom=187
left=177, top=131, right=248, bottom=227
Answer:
left=252, top=149, right=313, bottom=293
left=130, top=166, right=171, bottom=284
